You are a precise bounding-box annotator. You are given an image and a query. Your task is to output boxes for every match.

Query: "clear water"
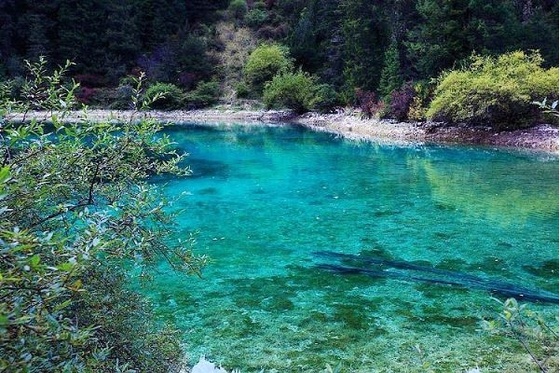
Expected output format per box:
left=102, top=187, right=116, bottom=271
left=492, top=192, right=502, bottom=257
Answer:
left=143, top=123, right=558, bottom=372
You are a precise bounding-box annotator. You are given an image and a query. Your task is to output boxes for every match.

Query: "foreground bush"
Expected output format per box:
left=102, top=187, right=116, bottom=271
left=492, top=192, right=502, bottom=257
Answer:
left=483, top=298, right=559, bottom=372
left=427, top=51, right=559, bottom=129
left=0, top=60, right=205, bottom=372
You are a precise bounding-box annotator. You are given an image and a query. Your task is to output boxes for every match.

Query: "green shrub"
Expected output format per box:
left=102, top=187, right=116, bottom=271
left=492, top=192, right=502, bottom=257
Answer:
left=483, top=298, right=559, bottom=373
left=228, top=0, right=248, bottom=19
left=407, top=81, right=433, bottom=121
left=427, top=51, right=559, bottom=129
left=312, top=84, right=342, bottom=113
left=235, top=81, right=251, bottom=99
left=144, top=82, right=185, bottom=110
left=79, top=86, right=134, bottom=109
left=0, top=60, right=205, bottom=372
left=111, top=84, right=135, bottom=109
left=263, top=70, right=321, bottom=114
left=185, top=80, right=221, bottom=108
left=244, top=43, right=293, bottom=94
left=244, top=8, right=268, bottom=28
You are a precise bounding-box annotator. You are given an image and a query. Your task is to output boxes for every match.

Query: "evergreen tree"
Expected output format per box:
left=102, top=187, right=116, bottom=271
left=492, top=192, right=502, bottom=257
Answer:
left=0, top=0, right=557, bottom=93
left=105, top=1, right=141, bottom=81
left=57, top=0, right=110, bottom=76
left=288, top=5, right=321, bottom=72
left=514, top=0, right=559, bottom=67
left=340, top=0, right=389, bottom=100
left=405, top=0, right=558, bottom=79
left=0, top=0, right=24, bottom=76
left=184, top=0, right=230, bottom=24
left=405, top=0, right=472, bottom=79
left=314, top=0, right=344, bottom=89
left=379, top=39, right=403, bottom=99
left=18, top=1, right=59, bottom=60
left=464, top=0, right=521, bottom=55
left=384, top=0, right=418, bottom=79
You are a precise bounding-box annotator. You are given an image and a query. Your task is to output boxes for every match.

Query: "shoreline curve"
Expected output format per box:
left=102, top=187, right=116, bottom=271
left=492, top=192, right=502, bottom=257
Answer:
left=6, top=109, right=558, bottom=154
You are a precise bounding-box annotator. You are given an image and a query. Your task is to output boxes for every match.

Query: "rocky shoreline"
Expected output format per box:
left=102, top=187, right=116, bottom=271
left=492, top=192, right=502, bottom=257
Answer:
left=297, top=111, right=559, bottom=153
left=7, top=109, right=558, bottom=153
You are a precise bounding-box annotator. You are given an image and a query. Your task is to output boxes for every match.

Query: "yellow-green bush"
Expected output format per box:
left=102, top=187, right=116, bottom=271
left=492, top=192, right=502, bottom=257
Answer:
left=427, top=51, right=559, bottom=129
left=244, top=43, right=293, bottom=94
left=263, top=70, right=340, bottom=114
left=263, top=70, right=317, bottom=113
left=144, top=82, right=185, bottom=110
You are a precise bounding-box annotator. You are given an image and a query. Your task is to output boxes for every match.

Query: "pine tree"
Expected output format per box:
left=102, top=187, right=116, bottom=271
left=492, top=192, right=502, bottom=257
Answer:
left=514, top=0, right=559, bottom=67
left=405, top=0, right=472, bottom=79
left=19, top=0, right=59, bottom=60
left=104, top=1, right=141, bottom=81
left=289, top=4, right=321, bottom=72
left=57, top=0, right=110, bottom=75
left=379, top=39, right=403, bottom=99
left=340, top=0, right=389, bottom=100
left=314, top=0, right=344, bottom=89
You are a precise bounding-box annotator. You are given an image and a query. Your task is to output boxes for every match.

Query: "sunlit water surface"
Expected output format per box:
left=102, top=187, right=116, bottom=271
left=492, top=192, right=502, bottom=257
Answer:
left=141, top=123, right=558, bottom=372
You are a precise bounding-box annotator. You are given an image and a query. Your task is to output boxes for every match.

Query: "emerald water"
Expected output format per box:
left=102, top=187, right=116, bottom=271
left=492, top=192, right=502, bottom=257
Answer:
left=144, top=123, right=558, bottom=372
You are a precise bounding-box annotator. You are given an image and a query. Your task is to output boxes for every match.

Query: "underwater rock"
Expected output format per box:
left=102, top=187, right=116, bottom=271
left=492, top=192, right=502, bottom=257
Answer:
left=191, top=356, right=228, bottom=373
left=314, top=251, right=559, bottom=304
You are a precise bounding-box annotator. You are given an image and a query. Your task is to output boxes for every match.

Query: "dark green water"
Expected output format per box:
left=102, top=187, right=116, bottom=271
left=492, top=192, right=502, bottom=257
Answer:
left=144, top=123, right=558, bottom=372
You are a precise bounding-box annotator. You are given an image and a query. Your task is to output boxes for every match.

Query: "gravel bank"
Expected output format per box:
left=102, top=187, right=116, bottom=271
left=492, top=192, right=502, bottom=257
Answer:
left=6, top=109, right=558, bottom=153
left=294, top=111, right=558, bottom=153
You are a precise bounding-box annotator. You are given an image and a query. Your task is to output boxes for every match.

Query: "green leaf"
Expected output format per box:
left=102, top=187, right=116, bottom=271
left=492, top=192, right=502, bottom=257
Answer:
left=54, top=299, right=72, bottom=312
left=0, top=167, right=10, bottom=184
left=56, top=262, right=75, bottom=272
left=29, top=254, right=41, bottom=269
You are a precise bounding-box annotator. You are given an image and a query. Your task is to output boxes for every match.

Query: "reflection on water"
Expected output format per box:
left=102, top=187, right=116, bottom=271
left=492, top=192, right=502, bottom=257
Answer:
left=141, top=123, right=558, bottom=372
left=419, top=153, right=558, bottom=226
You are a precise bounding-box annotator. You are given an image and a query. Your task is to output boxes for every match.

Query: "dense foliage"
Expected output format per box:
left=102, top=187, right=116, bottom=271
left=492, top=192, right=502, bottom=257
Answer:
left=244, top=43, right=294, bottom=95
left=427, top=51, right=559, bottom=129
left=263, top=70, right=318, bottom=113
left=0, top=59, right=206, bottom=372
left=144, top=82, right=185, bottom=110
left=0, top=0, right=558, bottom=119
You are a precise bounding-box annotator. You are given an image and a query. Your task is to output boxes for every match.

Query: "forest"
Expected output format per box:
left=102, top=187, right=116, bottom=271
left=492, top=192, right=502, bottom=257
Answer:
left=0, top=0, right=558, bottom=123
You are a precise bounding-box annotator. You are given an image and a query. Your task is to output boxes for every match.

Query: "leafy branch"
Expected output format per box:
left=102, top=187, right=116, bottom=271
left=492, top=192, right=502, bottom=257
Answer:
left=483, top=298, right=559, bottom=373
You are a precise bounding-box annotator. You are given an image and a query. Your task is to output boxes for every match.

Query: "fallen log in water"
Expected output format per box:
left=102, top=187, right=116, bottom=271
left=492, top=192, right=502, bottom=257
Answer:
left=314, top=251, right=559, bottom=304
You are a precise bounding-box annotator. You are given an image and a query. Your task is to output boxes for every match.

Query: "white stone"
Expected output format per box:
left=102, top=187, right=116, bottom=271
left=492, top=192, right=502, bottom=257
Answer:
left=191, top=356, right=228, bottom=373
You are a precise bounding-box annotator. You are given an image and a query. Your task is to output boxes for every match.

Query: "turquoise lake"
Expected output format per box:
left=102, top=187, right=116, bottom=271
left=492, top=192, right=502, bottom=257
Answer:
left=144, top=123, right=558, bottom=372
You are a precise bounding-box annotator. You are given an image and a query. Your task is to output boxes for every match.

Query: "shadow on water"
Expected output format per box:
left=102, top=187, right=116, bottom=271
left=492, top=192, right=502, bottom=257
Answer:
left=314, top=251, right=559, bottom=304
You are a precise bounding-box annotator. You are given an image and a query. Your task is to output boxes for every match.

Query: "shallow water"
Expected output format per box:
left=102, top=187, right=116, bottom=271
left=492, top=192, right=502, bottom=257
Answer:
left=142, top=123, right=558, bottom=372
